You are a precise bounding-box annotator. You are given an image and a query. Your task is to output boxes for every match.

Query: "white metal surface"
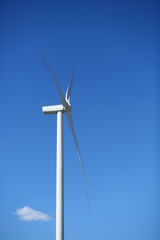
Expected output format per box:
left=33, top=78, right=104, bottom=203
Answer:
left=42, top=105, right=64, bottom=114
left=65, top=59, right=75, bottom=105
left=56, top=111, right=64, bottom=240
left=40, top=53, right=90, bottom=240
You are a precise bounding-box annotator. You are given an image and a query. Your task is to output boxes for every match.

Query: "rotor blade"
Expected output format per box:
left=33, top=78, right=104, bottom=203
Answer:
left=65, top=56, right=75, bottom=103
left=66, top=111, right=91, bottom=215
left=39, top=52, right=68, bottom=108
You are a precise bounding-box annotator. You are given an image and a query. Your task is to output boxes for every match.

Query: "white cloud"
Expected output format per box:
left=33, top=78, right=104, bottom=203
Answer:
left=15, top=206, right=51, bottom=222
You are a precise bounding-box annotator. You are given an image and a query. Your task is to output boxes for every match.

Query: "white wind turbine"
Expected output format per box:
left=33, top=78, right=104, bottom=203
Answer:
left=40, top=53, right=90, bottom=240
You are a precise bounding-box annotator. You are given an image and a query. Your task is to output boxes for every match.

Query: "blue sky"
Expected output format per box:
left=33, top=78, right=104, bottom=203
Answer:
left=0, top=0, right=159, bottom=239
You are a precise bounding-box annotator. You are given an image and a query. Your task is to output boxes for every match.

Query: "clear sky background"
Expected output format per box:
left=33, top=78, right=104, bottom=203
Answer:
left=0, top=0, right=159, bottom=240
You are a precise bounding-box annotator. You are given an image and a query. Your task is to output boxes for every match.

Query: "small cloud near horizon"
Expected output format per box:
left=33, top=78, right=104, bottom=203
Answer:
left=15, top=206, right=52, bottom=222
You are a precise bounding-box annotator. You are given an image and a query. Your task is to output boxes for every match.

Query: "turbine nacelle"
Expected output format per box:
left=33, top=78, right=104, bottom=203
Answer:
left=42, top=104, right=71, bottom=114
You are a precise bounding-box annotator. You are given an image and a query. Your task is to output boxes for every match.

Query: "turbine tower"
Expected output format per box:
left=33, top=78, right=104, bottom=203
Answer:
left=40, top=53, right=90, bottom=240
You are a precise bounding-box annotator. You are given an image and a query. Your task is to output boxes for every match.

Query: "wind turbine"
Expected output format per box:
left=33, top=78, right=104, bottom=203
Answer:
left=40, top=53, right=90, bottom=240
